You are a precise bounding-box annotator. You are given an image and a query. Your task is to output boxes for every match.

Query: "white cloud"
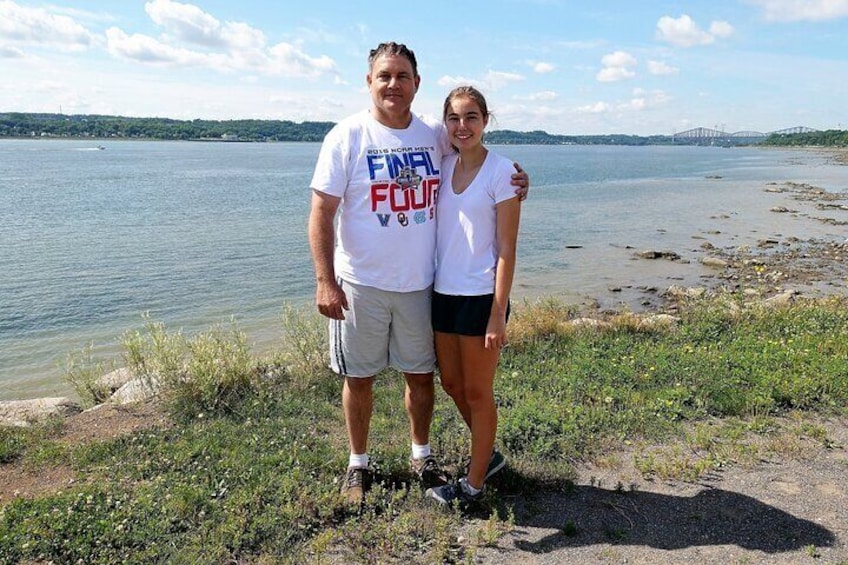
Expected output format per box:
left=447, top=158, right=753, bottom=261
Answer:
left=144, top=0, right=265, bottom=50
left=266, top=42, right=335, bottom=77
left=656, top=14, right=734, bottom=47
left=709, top=20, right=734, bottom=38
left=597, top=50, right=637, bottom=82
left=437, top=74, right=476, bottom=88
left=619, top=90, right=670, bottom=111
left=515, top=91, right=558, bottom=102
left=621, top=97, right=647, bottom=111
left=438, top=70, right=525, bottom=91
left=748, top=0, right=848, bottom=21
left=105, top=1, right=335, bottom=79
left=106, top=27, right=215, bottom=66
left=532, top=61, right=555, bottom=73
left=0, top=44, right=25, bottom=58
left=555, top=39, right=606, bottom=50
left=577, top=89, right=671, bottom=116
left=0, top=0, right=95, bottom=50
left=484, top=70, right=525, bottom=89
left=578, top=101, right=612, bottom=113
left=647, top=60, right=679, bottom=75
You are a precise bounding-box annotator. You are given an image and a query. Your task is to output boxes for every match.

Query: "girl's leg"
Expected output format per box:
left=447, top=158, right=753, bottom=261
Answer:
left=434, top=331, right=471, bottom=428
left=459, top=335, right=500, bottom=490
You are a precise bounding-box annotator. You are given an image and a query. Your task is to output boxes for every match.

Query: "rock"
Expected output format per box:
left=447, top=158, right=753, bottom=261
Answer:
left=771, top=206, right=792, bottom=213
left=98, top=367, right=135, bottom=393
left=638, top=314, right=681, bottom=329
left=763, top=290, right=799, bottom=307
left=701, top=257, right=729, bottom=269
left=664, top=285, right=707, bottom=300
left=109, top=376, right=160, bottom=405
left=0, top=397, right=82, bottom=427
left=570, top=318, right=613, bottom=330
left=637, top=250, right=681, bottom=261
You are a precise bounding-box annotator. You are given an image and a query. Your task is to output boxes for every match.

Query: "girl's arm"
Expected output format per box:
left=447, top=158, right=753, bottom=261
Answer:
left=486, top=195, right=521, bottom=350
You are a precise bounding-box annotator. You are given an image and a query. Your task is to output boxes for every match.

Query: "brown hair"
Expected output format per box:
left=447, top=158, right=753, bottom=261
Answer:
left=368, top=42, right=419, bottom=77
left=443, top=85, right=490, bottom=121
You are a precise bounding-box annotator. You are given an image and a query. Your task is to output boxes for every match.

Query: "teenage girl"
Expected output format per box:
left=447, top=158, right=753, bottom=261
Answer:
left=426, top=86, right=521, bottom=506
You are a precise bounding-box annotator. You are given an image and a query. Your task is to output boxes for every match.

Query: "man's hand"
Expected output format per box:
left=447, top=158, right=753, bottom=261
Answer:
left=511, top=162, right=530, bottom=201
left=316, top=279, right=348, bottom=320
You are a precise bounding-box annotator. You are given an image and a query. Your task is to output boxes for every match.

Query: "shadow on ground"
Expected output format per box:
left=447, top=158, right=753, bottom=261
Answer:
left=489, top=482, right=835, bottom=556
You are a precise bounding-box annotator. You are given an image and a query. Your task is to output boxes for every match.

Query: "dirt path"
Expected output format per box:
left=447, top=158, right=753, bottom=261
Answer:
left=477, top=415, right=848, bottom=565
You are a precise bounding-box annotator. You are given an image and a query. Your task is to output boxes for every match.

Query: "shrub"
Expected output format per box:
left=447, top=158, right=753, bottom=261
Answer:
left=122, top=316, right=255, bottom=421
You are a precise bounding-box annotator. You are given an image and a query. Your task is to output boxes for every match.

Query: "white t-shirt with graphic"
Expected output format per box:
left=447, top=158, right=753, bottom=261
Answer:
left=434, top=151, right=517, bottom=296
left=310, top=110, right=448, bottom=292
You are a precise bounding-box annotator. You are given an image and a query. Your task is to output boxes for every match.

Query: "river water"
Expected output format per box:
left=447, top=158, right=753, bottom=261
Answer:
left=1, top=140, right=845, bottom=400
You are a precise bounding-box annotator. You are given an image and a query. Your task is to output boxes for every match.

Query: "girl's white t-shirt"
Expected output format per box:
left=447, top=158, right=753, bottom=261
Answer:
left=310, top=111, right=448, bottom=292
left=434, top=151, right=517, bottom=295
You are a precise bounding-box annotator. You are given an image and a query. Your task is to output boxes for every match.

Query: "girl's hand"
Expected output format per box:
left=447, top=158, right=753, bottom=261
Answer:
left=485, top=317, right=508, bottom=350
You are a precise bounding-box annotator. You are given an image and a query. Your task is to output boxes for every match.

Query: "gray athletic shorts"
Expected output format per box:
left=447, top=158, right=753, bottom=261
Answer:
left=328, top=279, right=436, bottom=377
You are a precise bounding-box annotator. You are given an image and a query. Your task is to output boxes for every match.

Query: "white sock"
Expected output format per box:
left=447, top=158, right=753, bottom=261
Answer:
left=411, top=443, right=431, bottom=460
left=348, top=452, right=369, bottom=469
left=460, top=476, right=482, bottom=496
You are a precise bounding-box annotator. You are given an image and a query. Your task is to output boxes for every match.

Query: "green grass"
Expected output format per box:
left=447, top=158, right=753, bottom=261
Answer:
left=1, top=294, right=847, bottom=563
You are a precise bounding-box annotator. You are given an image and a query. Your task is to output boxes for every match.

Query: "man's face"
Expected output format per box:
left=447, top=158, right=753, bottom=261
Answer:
left=367, top=54, right=420, bottom=127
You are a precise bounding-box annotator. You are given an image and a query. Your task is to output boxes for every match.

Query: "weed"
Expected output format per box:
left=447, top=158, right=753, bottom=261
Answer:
left=122, top=316, right=255, bottom=421
left=562, top=520, right=578, bottom=537
left=63, top=344, right=115, bottom=407
left=0, top=427, right=27, bottom=464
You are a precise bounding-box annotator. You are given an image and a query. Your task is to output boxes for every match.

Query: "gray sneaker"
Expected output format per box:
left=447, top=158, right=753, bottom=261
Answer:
left=485, top=449, right=507, bottom=481
left=411, top=454, right=449, bottom=488
left=426, top=478, right=482, bottom=508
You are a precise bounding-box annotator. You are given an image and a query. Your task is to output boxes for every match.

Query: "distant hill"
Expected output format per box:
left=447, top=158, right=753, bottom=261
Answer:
left=0, top=112, right=334, bottom=142
left=2, top=112, right=845, bottom=147
left=483, top=129, right=674, bottom=145
left=0, top=113, right=677, bottom=145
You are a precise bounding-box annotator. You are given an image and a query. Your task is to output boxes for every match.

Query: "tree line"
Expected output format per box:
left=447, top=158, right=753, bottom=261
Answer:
left=761, top=129, right=848, bottom=147
left=2, top=112, right=845, bottom=146
left=0, top=113, right=334, bottom=142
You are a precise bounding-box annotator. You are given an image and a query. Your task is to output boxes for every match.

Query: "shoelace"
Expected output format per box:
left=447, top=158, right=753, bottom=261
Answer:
left=346, top=469, right=364, bottom=487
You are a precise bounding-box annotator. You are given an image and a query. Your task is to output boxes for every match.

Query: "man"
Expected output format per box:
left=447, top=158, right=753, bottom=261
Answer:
left=308, top=42, right=527, bottom=504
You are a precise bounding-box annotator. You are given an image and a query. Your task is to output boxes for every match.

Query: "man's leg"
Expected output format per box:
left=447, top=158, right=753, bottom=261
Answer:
left=404, top=371, right=434, bottom=446
left=343, top=375, right=375, bottom=455
left=340, top=375, right=375, bottom=504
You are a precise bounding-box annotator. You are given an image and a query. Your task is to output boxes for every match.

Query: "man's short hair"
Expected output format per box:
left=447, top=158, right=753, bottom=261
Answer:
left=368, top=42, right=418, bottom=76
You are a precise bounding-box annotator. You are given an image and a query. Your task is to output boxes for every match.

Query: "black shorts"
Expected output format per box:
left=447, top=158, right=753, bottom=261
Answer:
left=431, top=292, right=510, bottom=336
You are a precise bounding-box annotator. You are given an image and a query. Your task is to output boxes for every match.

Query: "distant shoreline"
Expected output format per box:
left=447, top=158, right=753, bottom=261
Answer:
left=5, top=111, right=844, bottom=146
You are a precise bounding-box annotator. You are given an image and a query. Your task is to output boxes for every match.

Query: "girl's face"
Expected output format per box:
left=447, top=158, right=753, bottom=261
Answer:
left=445, top=95, right=488, bottom=151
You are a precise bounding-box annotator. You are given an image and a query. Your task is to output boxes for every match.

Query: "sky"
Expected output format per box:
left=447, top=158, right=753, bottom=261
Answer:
left=1, top=0, right=847, bottom=136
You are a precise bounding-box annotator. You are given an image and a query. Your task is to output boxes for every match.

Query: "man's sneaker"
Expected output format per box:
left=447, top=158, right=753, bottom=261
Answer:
left=340, top=466, right=371, bottom=505
left=411, top=454, right=448, bottom=488
left=426, top=478, right=482, bottom=508
left=485, top=449, right=507, bottom=481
